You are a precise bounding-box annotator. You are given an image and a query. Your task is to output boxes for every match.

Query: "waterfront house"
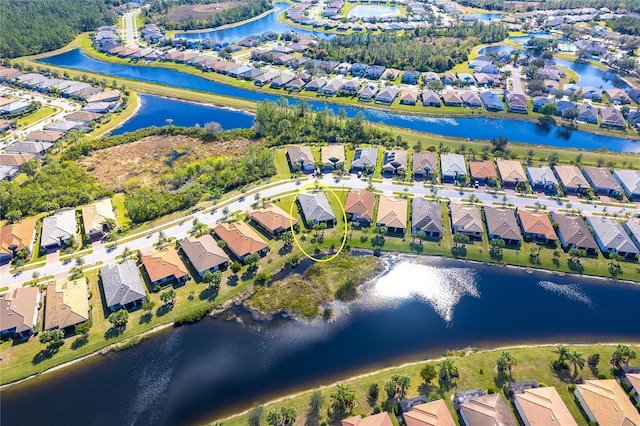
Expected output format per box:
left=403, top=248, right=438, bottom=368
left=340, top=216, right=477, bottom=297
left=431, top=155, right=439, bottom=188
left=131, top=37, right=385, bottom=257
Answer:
left=454, top=389, right=485, bottom=410
left=41, top=208, right=76, bottom=251
left=574, top=39, right=604, bottom=55
left=412, top=198, right=442, bottom=238
left=555, top=100, right=577, bottom=117
left=253, top=71, right=279, bottom=86
left=358, top=85, right=378, bottom=101
left=239, top=68, right=264, bottom=81
left=480, top=91, right=504, bottom=111
left=604, top=88, right=631, bottom=104
left=345, top=189, right=376, bottom=227
left=440, top=154, right=466, bottom=183
left=142, top=246, right=189, bottom=286
left=298, top=192, right=336, bottom=227
left=321, top=145, right=345, bottom=172
left=450, top=203, right=483, bottom=239
left=582, top=166, right=622, bottom=195
left=228, top=65, right=251, bottom=79
left=351, top=147, right=379, bottom=173
left=469, top=160, right=497, bottom=186
left=321, top=79, right=343, bottom=96
left=518, top=210, right=557, bottom=243
left=249, top=203, right=297, bottom=236
left=550, top=212, right=598, bottom=254
left=514, top=387, right=578, bottom=426
left=459, top=393, right=517, bottom=426
left=340, top=80, right=360, bottom=96
left=577, top=104, right=599, bottom=124
left=574, top=380, right=640, bottom=426
left=286, top=146, right=316, bottom=173
left=270, top=74, right=294, bottom=89
left=0, top=287, right=40, bottom=339
left=375, top=87, right=400, bottom=105
left=342, top=412, right=392, bottom=426
left=484, top=206, right=522, bottom=245
left=412, top=152, right=437, bottom=180
left=582, top=87, right=603, bottom=101
left=623, top=370, right=640, bottom=404
left=624, top=218, right=640, bottom=251
left=460, top=91, right=482, bottom=108
left=44, top=278, right=89, bottom=332
left=81, top=198, right=115, bottom=241
left=100, top=261, right=146, bottom=311
left=284, top=78, right=306, bottom=92
left=614, top=170, right=640, bottom=200
left=554, top=165, right=590, bottom=194
left=0, top=218, right=36, bottom=263
left=600, top=107, right=626, bottom=129
left=402, top=400, right=456, bottom=426
left=506, top=93, right=528, bottom=113
left=382, top=150, right=408, bottom=176
left=305, top=78, right=326, bottom=91
left=214, top=221, right=268, bottom=260
left=399, top=89, right=418, bottom=106
left=377, top=196, right=407, bottom=234
left=421, top=90, right=441, bottom=107
left=442, top=91, right=463, bottom=107
left=587, top=216, right=639, bottom=258
left=496, top=160, right=527, bottom=188
left=179, top=235, right=230, bottom=277
left=562, top=83, right=581, bottom=97
left=527, top=166, right=558, bottom=191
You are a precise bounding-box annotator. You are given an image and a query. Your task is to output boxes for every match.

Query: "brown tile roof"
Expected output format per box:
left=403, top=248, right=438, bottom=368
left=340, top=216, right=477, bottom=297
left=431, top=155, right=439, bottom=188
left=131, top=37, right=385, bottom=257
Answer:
left=377, top=196, right=407, bottom=230
left=44, top=278, right=89, bottom=330
left=342, top=412, right=393, bottom=426
left=627, top=373, right=640, bottom=395
left=413, top=152, right=437, bottom=173
left=0, top=153, right=35, bottom=167
left=450, top=203, right=483, bottom=234
left=214, top=221, right=268, bottom=259
left=582, top=166, right=622, bottom=192
left=575, top=380, right=640, bottom=426
left=345, top=190, right=376, bottom=222
left=249, top=203, right=297, bottom=234
left=0, top=287, right=40, bottom=335
left=515, top=387, right=578, bottom=426
left=496, top=160, right=526, bottom=183
left=459, top=394, right=517, bottom=426
left=179, top=234, right=230, bottom=273
left=64, top=111, right=103, bottom=122
left=469, top=160, right=497, bottom=180
left=551, top=212, right=598, bottom=251
left=484, top=206, right=522, bottom=242
left=321, top=144, right=345, bottom=166
left=81, top=198, right=115, bottom=235
left=25, top=130, right=64, bottom=142
left=0, top=218, right=37, bottom=256
left=286, top=145, right=315, bottom=168
left=142, top=246, right=188, bottom=283
left=554, top=165, right=589, bottom=190
left=518, top=210, right=557, bottom=241
left=404, top=400, right=456, bottom=426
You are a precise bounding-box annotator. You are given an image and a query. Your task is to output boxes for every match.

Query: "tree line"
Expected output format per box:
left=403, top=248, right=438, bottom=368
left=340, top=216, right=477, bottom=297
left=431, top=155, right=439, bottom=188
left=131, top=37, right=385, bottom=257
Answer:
left=0, top=0, right=116, bottom=58
left=609, top=16, right=640, bottom=36
left=451, top=0, right=640, bottom=12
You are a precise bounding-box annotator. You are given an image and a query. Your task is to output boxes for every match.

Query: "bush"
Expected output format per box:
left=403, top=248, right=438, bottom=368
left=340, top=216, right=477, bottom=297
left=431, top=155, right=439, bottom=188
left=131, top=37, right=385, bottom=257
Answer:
left=487, top=388, right=495, bottom=394
left=372, top=406, right=381, bottom=414
left=174, top=305, right=213, bottom=326
left=598, top=373, right=607, bottom=380
left=335, top=279, right=357, bottom=301
left=568, top=384, right=576, bottom=392
left=230, top=262, right=242, bottom=273
left=254, top=271, right=271, bottom=286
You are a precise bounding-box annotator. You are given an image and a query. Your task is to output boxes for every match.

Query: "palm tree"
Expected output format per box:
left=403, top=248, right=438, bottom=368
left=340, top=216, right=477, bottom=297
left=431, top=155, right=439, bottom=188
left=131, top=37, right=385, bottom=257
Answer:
left=553, top=345, right=570, bottom=367
left=438, top=358, right=458, bottom=382
left=568, top=350, right=585, bottom=377
left=497, top=351, right=517, bottom=376
left=330, top=384, right=356, bottom=412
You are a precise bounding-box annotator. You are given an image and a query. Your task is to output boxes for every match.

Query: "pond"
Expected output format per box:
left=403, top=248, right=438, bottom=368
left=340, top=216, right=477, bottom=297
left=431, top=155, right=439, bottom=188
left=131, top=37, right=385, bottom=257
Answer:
left=470, top=13, right=503, bottom=21
left=347, top=5, right=401, bottom=18
left=2, top=257, right=640, bottom=426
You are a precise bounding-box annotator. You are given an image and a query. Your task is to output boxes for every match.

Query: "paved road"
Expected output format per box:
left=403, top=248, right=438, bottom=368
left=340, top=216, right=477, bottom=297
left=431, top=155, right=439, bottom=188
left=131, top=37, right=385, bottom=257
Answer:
left=123, top=9, right=140, bottom=48
left=509, top=66, right=524, bottom=95
left=1, top=174, right=636, bottom=290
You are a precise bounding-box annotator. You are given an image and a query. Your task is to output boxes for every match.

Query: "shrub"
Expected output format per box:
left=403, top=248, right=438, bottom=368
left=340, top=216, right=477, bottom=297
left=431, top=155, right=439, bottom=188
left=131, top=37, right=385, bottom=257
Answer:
left=174, top=305, right=213, bottom=326
left=568, top=384, right=576, bottom=392
left=372, top=406, right=381, bottom=414
left=487, top=388, right=495, bottom=394
left=598, top=373, right=607, bottom=380
left=538, top=382, right=547, bottom=387
left=336, top=279, right=357, bottom=301
left=230, top=262, right=242, bottom=273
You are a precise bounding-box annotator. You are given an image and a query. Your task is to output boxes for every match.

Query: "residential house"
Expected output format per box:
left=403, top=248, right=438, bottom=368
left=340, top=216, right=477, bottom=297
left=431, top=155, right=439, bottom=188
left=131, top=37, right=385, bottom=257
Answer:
left=604, top=88, right=631, bottom=104
left=614, top=170, right=640, bottom=200
left=514, top=387, right=578, bottom=426
left=556, top=100, right=577, bottom=117
left=506, top=93, right=528, bottom=113
left=574, top=39, right=604, bottom=55
left=459, top=393, right=517, bottom=426
left=350, top=63, right=368, bottom=77
left=582, top=87, right=603, bottom=101
left=0, top=287, right=40, bottom=339
left=554, top=165, right=590, bottom=194
left=341, top=412, right=392, bottom=426
left=469, top=160, right=497, bottom=186
left=345, top=190, right=376, bottom=227
left=421, top=90, right=441, bottom=107
left=351, top=147, right=379, bottom=173
left=582, top=166, right=622, bottom=195
left=600, top=107, right=626, bottom=129
left=402, top=70, right=420, bottom=84
left=496, top=160, right=527, bottom=188
left=44, top=278, right=89, bottom=331
left=100, top=261, right=146, bottom=311
left=298, top=192, right=336, bottom=227
left=460, top=91, right=482, bottom=108
left=450, top=203, right=483, bottom=239
left=587, top=216, right=639, bottom=258
left=442, top=92, right=463, bottom=107
left=383, top=68, right=401, bottom=81
left=0, top=218, right=37, bottom=263
left=574, top=380, right=640, bottom=426
left=440, top=154, right=466, bottom=183
left=480, top=91, right=504, bottom=111
left=453, top=389, right=485, bottom=410
left=249, top=204, right=297, bottom=235
left=270, top=74, right=294, bottom=89
left=365, top=65, right=386, bottom=80
left=402, top=400, right=456, bottom=426
left=340, top=80, right=360, bottom=95
left=5, top=141, right=53, bottom=156
left=624, top=218, right=640, bottom=251
left=399, top=89, right=418, bottom=105
left=457, top=73, right=475, bottom=85
left=484, top=206, right=522, bottom=245
left=527, top=166, right=558, bottom=191
left=358, top=85, right=378, bottom=101
left=562, top=83, right=581, bottom=97
left=321, top=79, right=343, bottom=96
left=550, top=212, right=598, bottom=255
left=253, top=71, right=279, bottom=86
left=382, top=150, right=408, bottom=176
left=375, top=87, right=400, bottom=105
left=41, top=208, right=76, bottom=251
left=214, top=221, right=268, bottom=260
left=518, top=210, right=557, bottom=243
left=285, top=78, right=306, bottom=92
left=142, top=246, right=189, bottom=286
left=286, top=146, right=316, bottom=172
left=179, top=235, right=230, bottom=277
left=577, top=104, right=599, bottom=124
left=305, top=78, right=326, bottom=91
left=422, top=72, right=439, bottom=83
left=544, top=79, right=560, bottom=94
left=475, top=73, right=499, bottom=87
left=81, top=198, right=115, bottom=241
left=442, top=73, right=456, bottom=85
left=377, top=196, right=407, bottom=234
left=412, top=198, right=442, bottom=238
left=412, top=152, right=437, bottom=180
left=321, top=145, right=345, bottom=172
left=623, top=371, right=640, bottom=404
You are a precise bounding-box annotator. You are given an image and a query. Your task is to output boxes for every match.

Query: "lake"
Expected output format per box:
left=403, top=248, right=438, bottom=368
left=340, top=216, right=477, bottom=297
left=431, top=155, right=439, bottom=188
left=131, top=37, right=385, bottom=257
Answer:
left=347, top=5, right=401, bottom=18
left=2, top=256, right=640, bottom=426
left=470, top=13, right=503, bottom=21
left=39, top=49, right=640, bottom=152
left=112, top=95, right=254, bottom=135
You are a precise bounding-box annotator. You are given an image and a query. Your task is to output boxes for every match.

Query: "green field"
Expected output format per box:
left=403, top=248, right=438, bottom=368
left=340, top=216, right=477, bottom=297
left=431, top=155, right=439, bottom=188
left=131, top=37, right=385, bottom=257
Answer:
left=14, top=106, right=58, bottom=128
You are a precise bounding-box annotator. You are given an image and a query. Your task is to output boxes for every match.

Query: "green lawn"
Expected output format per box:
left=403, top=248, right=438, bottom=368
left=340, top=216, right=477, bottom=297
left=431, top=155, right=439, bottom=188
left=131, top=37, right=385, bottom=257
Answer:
left=14, top=106, right=58, bottom=128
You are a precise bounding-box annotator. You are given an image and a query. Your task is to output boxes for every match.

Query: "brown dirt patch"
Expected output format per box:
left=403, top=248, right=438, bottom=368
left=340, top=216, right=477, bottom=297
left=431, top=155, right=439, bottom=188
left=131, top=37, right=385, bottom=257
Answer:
left=79, top=135, right=258, bottom=191
left=167, top=2, right=241, bottom=21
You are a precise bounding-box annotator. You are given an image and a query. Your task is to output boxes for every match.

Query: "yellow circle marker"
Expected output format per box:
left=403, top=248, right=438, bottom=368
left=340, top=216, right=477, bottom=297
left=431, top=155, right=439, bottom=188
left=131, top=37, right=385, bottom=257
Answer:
left=289, top=183, right=348, bottom=263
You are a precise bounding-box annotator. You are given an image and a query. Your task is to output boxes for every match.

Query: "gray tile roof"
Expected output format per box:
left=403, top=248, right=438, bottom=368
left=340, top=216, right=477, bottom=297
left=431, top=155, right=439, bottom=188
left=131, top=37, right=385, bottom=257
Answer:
left=382, top=150, right=408, bottom=172
left=100, top=260, right=146, bottom=308
left=614, top=170, right=640, bottom=197
left=412, top=152, right=437, bottom=174
left=440, top=154, right=467, bottom=177
left=298, top=193, right=336, bottom=223
left=582, top=166, right=622, bottom=192
left=588, top=216, right=638, bottom=254
left=527, top=166, right=558, bottom=187
left=450, top=203, right=483, bottom=234
left=351, top=147, right=378, bottom=169
left=551, top=212, right=597, bottom=251
left=412, top=198, right=442, bottom=233
left=41, top=209, right=76, bottom=248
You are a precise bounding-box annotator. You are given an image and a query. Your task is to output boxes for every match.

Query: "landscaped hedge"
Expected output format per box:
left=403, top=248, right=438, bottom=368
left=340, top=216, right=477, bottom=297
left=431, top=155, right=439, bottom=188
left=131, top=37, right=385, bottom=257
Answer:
left=174, top=305, right=214, bottom=326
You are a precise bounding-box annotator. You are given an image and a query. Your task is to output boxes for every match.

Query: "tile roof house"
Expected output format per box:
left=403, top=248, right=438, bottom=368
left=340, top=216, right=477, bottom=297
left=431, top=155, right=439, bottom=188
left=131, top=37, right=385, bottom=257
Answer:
left=613, top=170, right=640, bottom=200
left=382, top=150, right=408, bottom=176
left=624, top=218, right=640, bottom=251
left=345, top=189, right=376, bottom=226
left=581, top=166, right=622, bottom=195
left=351, top=147, right=379, bottom=173
left=321, top=79, right=343, bottom=96
left=412, top=152, right=437, bottom=180
left=179, top=235, right=230, bottom=277
left=484, top=206, right=522, bottom=245
left=412, top=198, right=443, bottom=238
left=527, top=166, right=559, bottom=191
left=214, top=221, right=268, bottom=260
left=440, top=154, right=467, bottom=183
left=577, top=104, right=598, bottom=124
left=249, top=203, right=297, bottom=235
left=600, top=106, right=626, bottom=129
left=142, top=246, right=189, bottom=286
left=5, top=141, right=53, bottom=156
left=587, top=216, right=639, bottom=258
left=377, top=196, right=407, bottom=233
left=506, top=93, right=527, bottom=113
left=574, top=380, right=640, bottom=426
left=554, top=165, right=590, bottom=194
left=518, top=210, right=557, bottom=243
left=604, top=88, right=631, bottom=104
left=375, top=86, right=400, bottom=105
left=100, top=261, right=146, bottom=311
left=460, top=91, right=482, bottom=108
left=321, top=145, right=345, bottom=172
left=399, top=89, right=418, bottom=105
left=550, top=212, right=598, bottom=254
left=0, top=218, right=37, bottom=263
left=421, top=90, right=441, bottom=107
left=286, top=146, right=316, bottom=172
left=450, top=203, right=483, bottom=238
left=442, top=91, right=463, bottom=107
left=342, top=412, right=393, bottom=426
left=403, top=400, right=456, bottom=426
left=480, top=91, right=504, bottom=111
left=298, top=192, right=336, bottom=227
left=25, top=130, right=64, bottom=143
left=514, top=387, right=578, bottom=426
left=459, top=393, right=517, bottom=426
left=358, top=85, right=378, bottom=101
left=496, top=160, right=527, bottom=188
left=469, top=160, right=497, bottom=186
left=44, top=278, right=89, bottom=331
left=81, top=198, right=115, bottom=240
left=623, top=371, right=640, bottom=404
left=532, top=96, right=552, bottom=112
left=0, top=287, right=41, bottom=338
left=41, top=208, right=76, bottom=251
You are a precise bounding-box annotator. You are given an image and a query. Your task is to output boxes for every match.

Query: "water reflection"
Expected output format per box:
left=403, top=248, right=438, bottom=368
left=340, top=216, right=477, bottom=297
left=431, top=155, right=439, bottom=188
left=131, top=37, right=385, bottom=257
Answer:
left=537, top=280, right=594, bottom=307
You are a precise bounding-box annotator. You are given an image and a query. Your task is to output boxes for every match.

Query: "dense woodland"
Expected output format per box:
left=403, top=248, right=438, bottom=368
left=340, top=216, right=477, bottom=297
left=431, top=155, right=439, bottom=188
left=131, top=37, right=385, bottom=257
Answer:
left=144, top=0, right=272, bottom=30
left=609, top=16, right=640, bottom=35
left=452, top=0, right=640, bottom=12
left=0, top=0, right=115, bottom=58
left=309, top=22, right=507, bottom=72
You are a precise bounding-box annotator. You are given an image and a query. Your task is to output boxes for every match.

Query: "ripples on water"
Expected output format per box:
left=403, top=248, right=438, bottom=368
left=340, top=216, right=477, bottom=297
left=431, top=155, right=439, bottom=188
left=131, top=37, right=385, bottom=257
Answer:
left=365, top=109, right=459, bottom=126
left=536, top=280, right=593, bottom=307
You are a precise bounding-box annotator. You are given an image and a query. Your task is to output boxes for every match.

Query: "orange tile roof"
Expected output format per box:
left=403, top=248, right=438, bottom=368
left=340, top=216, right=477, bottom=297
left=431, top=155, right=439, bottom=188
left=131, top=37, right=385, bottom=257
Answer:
left=575, top=380, right=640, bottom=426
left=518, top=210, right=557, bottom=240
left=342, top=412, right=393, bottom=426
left=469, top=160, right=497, bottom=180
left=515, top=387, right=578, bottom=426
left=0, top=153, right=35, bottom=167
left=142, top=246, right=188, bottom=283
left=0, top=218, right=37, bottom=256
left=214, top=221, right=268, bottom=259
left=377, top=196, right=407, bottom=230
left=404, top=400, right=456, bottom=426
left=249, top=204, right=297, bottom=234
left=627, top=374, right=640, bottom=395
left=345, top=190, right=376, bottom=222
